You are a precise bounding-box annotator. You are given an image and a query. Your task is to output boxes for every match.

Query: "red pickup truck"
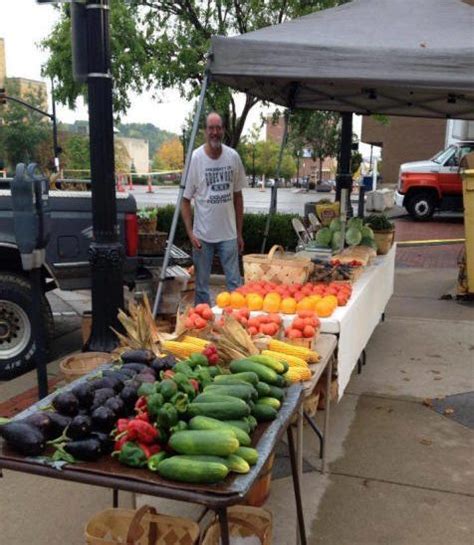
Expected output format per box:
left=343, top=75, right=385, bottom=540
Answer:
left=395, top=141, right=474, bottom=220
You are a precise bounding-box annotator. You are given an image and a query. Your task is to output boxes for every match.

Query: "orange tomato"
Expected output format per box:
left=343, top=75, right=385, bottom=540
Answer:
left=280, top=297, right=297, bottom=314
left=315, top=299, right=333, bottom=318
left=296, top=297, right=313, bottom=312
left=230, top=291, right=246, bottom=309
left=216, top=291, right=231, bottom=308
left=246, top=293, right=264, bottom=311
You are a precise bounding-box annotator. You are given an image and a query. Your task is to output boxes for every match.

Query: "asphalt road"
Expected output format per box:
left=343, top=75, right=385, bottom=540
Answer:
left=132, top=185, right=338, bottom=215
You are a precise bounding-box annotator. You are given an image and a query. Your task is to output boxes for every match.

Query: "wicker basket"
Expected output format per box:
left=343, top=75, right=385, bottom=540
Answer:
left=202, top=506, right=272, bottom=545
left=138, top=231, right=167, bottom=255
left=243, top=245, right=312, bottom=285
left=373, top=229, right=395, bottom=255
left=137, top=217, right=157, bottom=233
left=245, top=453, right=275, bottom=508
left=59, top=352, right=112, bottom=383
left=85, top=505, right=200, bottom=545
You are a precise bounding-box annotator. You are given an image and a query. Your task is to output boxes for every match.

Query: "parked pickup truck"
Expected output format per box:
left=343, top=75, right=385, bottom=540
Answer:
left=0, top=188, right=155, bottom=379
left=395, top=140, right=474, bottom=220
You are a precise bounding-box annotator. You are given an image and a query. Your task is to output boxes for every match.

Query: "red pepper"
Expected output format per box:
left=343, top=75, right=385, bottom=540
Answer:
left=134, top=396, right=148, bottom=413
left=138, top=442, right=161, bottom=459
left=114, top=435, right=129, bottom=452
left=135, top=412, right=150, bottom=423
left=116, top=418, right=130, bottom=433
left=189, top=379, right=200, bottom=393
left=162, top=370, right=175, bottom=379
left=127, top=419, right=159, bottom=444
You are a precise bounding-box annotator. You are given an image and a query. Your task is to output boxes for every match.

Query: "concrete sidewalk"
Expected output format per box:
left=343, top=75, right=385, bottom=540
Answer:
left=1, top=268, right=473, bottom=545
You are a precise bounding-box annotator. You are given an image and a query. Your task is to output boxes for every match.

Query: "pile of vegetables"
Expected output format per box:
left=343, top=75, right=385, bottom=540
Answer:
left=313, top=217, right=377, bottom=252
left=364, top=213, right=394, bottom=232
left=0, top=344, right=308, bottom=485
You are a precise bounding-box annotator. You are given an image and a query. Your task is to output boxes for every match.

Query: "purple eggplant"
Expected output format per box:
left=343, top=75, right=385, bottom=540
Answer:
left=0, top=421, right=46, bottom=456
left=52, top=391, right=80, bottom=417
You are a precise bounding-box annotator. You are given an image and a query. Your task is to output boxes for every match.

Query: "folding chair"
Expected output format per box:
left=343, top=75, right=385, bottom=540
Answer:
left=292, top=217, right=311, bottom=246
left=307, top=212, right=321, bottom=240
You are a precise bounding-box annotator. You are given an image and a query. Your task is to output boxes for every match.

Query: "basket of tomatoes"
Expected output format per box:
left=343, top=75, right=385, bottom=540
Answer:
left=283, top=311, right=321, bottom=348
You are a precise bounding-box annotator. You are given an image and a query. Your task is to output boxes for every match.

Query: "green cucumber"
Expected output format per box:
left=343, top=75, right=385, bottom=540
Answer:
left=248, top=354, right=286, bottom=374
left=245, top=415, right=258, bottom=432
left=267, top=385, right=285, bottom=402
left=178, top=454, right=250, bottom=474
left=214, top=372, right=259, bottom=386
left=223, top=420, right=251, bottom=433
left=169, top=430, right=239, bottom=456
left=157, top=456, right=228, bottom=484
left=235, top=446, right=259, bottom=466
left=251, top=404, right=278, bottom=422
left=257, top=397, right=281, bottom=410
left=194, top=394, right=240, bottom=404
left=187, top=400, right=250, bottom=420
left=203, top=384, right=258, bottom=402
left=229, top=359, right=281, bottom=386
left=255, top=382, right=271, bottom=397
left=189, top=416, right=251, bottom=446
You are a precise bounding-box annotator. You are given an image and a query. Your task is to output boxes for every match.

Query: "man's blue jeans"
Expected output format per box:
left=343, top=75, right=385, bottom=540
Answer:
left=193, top=239, right=242, bottom=305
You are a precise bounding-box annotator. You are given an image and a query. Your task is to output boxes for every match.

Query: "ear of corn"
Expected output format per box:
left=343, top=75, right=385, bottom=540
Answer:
left=284, top=367, right=312, bottom=383
left=162, top=340, right=201, bottom=359
left=261, top=350, right=309, bottom=369
left=181, top=336, right=210, bottom=350
left=267, top=339, right=320, bottom=363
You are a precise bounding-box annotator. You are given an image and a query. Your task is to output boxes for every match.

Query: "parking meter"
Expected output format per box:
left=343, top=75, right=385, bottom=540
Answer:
left=10, top=163, right=50, bottom=270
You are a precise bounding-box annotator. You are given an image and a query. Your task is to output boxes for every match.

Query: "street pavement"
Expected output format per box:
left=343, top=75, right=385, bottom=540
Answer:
left=0, top=214, right=473, bottom=545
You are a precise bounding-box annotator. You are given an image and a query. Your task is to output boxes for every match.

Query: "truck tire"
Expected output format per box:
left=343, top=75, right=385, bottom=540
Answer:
left=0, top=273, right=54, bottom=380
left=405, top=191, right=436, bottom=221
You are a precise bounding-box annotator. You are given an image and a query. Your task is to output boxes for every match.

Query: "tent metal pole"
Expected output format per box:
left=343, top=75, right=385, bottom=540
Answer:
left=335, top=112, right=353, bottom=217
left=261, top=109, right=290, bottom=254
left=152, top=70, right=210, bottom=317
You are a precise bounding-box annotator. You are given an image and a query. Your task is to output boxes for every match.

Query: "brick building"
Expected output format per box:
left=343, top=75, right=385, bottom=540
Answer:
left=361, top=116, right=447, bottom=184
left=266, top=114, right=336, bottom=182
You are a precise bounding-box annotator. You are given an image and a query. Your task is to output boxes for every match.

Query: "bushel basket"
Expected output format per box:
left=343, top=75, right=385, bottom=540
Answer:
left=85, top=505, right=200, bottom=545
left=243, top=245, right=312, bottom=285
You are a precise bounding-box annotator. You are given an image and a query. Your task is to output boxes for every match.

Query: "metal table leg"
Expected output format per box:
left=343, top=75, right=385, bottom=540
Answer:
left=303, top=412, right=324, bottom=459
left=218, top=508, right=230, bottom=545
left=287, top=427, right=307, bottom=545
left=322, top=356, right=333, bottom=474
left=297, top=404, right=304, bottom=481
left=362, top=349, right=367, bottom=367
left=113, top=489, right=118, bottom=508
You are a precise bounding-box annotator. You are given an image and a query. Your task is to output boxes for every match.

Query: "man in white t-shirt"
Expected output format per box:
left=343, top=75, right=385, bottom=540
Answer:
left=181, top=112, right=247, bottom=305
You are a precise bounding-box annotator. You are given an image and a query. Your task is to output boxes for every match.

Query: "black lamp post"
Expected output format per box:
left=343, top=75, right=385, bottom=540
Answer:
left=335, top=112, right=353, bottom=217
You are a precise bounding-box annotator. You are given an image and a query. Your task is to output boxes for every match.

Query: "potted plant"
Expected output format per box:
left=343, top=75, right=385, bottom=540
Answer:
left=364, top=213, right=395, bottom=255
left=137, top=207, right=158, bottom=233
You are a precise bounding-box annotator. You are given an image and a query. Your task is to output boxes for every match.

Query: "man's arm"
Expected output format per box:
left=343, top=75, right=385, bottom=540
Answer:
left=181, top=197, right=201, bottom=249
left=233, top=190, right=244, bottom=253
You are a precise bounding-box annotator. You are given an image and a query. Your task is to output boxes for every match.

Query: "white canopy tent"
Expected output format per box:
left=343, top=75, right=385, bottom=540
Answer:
left=153, top=0, right=474, bottom=315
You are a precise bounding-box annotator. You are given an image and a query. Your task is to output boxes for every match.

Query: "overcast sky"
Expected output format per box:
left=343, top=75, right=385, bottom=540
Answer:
left=1, top=1, right=373, bottom=156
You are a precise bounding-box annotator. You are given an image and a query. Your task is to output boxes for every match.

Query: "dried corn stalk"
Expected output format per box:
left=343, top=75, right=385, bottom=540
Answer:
left=213, top=315, right=258, bottom=364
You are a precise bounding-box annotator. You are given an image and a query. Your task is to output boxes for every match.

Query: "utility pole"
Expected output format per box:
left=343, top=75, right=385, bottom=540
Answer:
left=50, top=78, right=60, bottom=173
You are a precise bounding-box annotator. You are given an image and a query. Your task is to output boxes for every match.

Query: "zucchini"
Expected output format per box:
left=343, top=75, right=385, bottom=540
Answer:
left=187, top=400, right=250, bottom=420
left=203, top=384, right=258, bottom=402
left=255, top=382, right=271, bottom=398
left=189, top=416, right=251, bottom=446
left=223, top=420, right=251, bottom=433
left=229, top=359, right=281, bottom=386
left=194, top=394, right=240, bottom=404
left=214, top=372, right=259, bottom=386
left=169, top=430, right=239, bottom=456
left=257, top=397, right=281, bottom=410
left=179, top=454, right=250, bottom=474
left=235, top=446, right=259, bottom=466
left=267, top=385, right=285, bottom=402
left=248, top=354, right=285, bottom=374
left=157, top=456, right=228, bottom=484
left=251, top=404, right=278, bottom=422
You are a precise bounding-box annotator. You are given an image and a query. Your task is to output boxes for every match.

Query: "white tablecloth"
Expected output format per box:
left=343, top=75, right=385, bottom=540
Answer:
left=212, top=244, right=396, bottom=400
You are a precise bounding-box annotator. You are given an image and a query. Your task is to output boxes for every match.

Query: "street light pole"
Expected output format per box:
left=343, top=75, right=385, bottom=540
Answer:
left=83, top=0, right=124, bottom=352
left=50, top=78, right=60, bottom=173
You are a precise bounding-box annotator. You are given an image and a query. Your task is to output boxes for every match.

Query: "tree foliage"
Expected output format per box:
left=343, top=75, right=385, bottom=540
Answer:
left=153, top=137, right=184, bottom=170
left=0, top=80, right=52, bottom=170
left=289, top=110, right=340, bottom=181
left=241, top=139, right=295, bottom=180
left=42, top=0, right=346, bottom=148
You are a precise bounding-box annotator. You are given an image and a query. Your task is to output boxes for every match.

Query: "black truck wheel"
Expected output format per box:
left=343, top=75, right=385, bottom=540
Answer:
left=0, top=273, right=54, bottom=380
left=405, top=191, right=436, bottom=221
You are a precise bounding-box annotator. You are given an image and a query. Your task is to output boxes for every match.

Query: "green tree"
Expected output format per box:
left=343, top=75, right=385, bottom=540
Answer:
left=62, top=134, right=90, bottom=175
left=289, top=110, right=340, bottom=182
left=252, top=140, right=295, bottom=180
left=0, top=80, right=51, bottom=170
left=42, top=0, right=346, bottom=148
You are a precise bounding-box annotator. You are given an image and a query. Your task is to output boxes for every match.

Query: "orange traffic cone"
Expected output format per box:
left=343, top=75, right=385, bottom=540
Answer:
left=116, top=174, right=125, bottom=193
left=147, top=176, right=154, bottom=193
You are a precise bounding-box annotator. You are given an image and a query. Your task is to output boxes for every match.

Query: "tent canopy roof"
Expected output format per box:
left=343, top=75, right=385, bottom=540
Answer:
left=209, top=0, right=474, bottom=119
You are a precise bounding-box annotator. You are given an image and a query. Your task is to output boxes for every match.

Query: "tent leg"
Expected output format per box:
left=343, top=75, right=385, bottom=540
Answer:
left=336, top=112, right=353, bottom=218
left=152, top=71, right=210, bottom=317
left=261, top=109, right=290, bottom=254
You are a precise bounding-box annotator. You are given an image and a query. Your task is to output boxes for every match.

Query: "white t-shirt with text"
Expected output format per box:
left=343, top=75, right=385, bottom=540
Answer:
left=183, top=144, right=247, bottom=243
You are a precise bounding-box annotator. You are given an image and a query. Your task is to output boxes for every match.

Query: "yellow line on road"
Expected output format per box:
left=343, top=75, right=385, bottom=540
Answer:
left=397, top=238, right=465, bottom=246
